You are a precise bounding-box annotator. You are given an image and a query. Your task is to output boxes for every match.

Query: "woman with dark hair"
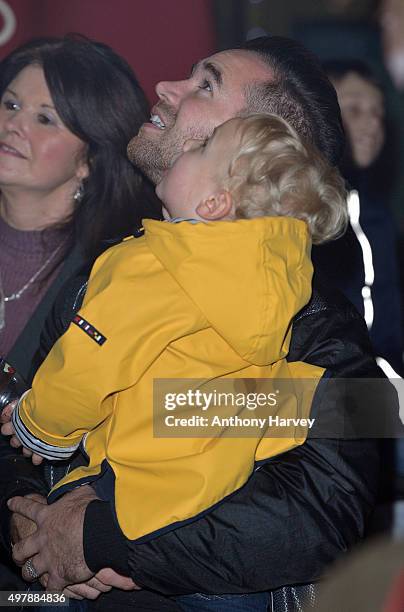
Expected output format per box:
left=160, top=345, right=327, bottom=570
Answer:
left=0, top=35, right=158, bottom=381
left=312, top=58, right=403, bottom=376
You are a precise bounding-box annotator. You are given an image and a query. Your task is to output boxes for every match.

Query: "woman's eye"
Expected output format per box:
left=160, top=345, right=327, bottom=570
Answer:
left=38, top=113, right=54, bottom=125
left=3, top=99, right=19, bottom=111
left=199, top=80, right=212, bottom=92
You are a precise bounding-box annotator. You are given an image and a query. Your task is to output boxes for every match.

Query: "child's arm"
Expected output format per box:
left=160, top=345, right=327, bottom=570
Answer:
left=0, top=401, right=44, bottom=465
left=16, top=240, right=201, bottom=460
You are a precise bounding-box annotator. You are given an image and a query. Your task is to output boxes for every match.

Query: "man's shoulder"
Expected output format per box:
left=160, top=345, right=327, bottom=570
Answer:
left=289, top=274, right=377, bottom=377
left=295, top=274, right=361, bottom=324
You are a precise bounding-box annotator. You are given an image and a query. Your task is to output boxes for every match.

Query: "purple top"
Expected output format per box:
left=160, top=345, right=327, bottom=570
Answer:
left=0, top=216, right=66, bottom=357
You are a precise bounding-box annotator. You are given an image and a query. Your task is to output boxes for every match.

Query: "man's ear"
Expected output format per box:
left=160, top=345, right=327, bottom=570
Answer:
left=196, top=190, right=234, bottom=220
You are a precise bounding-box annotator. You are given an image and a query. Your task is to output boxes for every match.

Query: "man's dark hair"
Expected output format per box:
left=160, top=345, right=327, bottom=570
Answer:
left=238, top=36, right=345, bottom=166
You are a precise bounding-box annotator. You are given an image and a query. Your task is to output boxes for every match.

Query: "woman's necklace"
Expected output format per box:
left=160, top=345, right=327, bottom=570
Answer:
left=3, top=242, right=63, bottom=302
left=0, top=242, right=64, bottom=332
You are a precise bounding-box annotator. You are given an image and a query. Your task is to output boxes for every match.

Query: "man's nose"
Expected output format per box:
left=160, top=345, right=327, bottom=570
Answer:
left=155, top=79, right=189, bottom=106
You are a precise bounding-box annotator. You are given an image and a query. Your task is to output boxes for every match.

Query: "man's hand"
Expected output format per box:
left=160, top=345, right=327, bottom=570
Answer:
left=8, top=485, right=98, bottom=591
left=64, top=569, right=139, bottom=600
left=10, top=493, right=47, bottom=545
left=63, top=578, right=112, bottom=601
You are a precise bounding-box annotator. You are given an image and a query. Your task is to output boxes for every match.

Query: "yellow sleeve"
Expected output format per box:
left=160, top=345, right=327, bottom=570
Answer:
left=17, top=239, right=205, bottom=458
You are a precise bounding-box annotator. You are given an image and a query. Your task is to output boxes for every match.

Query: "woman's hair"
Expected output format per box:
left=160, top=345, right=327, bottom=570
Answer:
left=225, top=114, right=348, bottom=244
left=322, top=58, right=383, bottom=90
left=0, top=35, right=160, bottom=261
left=322, top=59, right=396, bottom=194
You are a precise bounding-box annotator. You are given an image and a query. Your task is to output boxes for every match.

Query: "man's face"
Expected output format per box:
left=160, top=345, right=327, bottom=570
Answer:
left=156, top=118, right=243, bottom=219
left=127, top=50, right=272, bottom=184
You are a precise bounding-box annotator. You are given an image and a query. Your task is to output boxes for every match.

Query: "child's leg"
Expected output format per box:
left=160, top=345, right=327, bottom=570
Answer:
left=175, top=592, right=270, bottom=611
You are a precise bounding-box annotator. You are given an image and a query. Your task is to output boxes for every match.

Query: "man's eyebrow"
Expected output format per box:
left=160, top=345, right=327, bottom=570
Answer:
left=190, top=60, right=223, bottom=87
left=202, top=61, right=223, bottom=87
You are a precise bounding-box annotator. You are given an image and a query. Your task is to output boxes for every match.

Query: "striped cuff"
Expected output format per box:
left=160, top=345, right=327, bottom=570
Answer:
left=12, top=394, right=80, bottom=461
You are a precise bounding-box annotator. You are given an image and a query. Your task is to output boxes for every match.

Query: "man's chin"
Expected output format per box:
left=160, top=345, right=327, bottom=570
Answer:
left=127, top=133, right=145, bottom=165
left=127, top=134, right=165, bottom=185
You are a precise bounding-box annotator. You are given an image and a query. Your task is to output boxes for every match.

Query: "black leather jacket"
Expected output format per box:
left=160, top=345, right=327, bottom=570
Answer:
left=0, top=270, right=388, bottom=598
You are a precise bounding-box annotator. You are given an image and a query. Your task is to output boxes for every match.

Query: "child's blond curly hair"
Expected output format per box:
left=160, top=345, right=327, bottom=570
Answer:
left=225, top=114, right=348, bottom=244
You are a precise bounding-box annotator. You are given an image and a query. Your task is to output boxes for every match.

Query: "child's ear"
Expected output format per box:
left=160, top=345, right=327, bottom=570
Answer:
left=196, top=190, right=234, bottom=220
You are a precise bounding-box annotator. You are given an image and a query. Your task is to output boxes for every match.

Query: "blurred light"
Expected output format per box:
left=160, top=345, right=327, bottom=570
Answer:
left=377, top=357, right=401, bottom=379
left=376, top=357, right=403, bottom=424
left=348, top=190, right=375, bottom=329
left=0, top=1, right=16, bottom=46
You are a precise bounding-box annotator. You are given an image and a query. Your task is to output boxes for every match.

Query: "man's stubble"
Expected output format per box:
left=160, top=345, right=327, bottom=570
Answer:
left=127, top=115, right=218, bottom=185
left=127, top=129, right=184, bottom=185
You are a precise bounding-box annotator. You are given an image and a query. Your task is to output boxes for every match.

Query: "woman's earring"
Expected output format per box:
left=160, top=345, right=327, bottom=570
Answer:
left=73, top=182, right=84, bottom=203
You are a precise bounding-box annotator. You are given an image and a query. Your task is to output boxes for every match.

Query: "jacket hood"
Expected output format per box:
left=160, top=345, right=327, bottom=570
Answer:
left=143, top=217, right=312, bottom=366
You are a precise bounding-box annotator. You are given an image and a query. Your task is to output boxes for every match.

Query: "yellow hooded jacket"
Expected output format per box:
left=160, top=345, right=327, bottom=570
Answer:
left=15, top=217, right=324, bottom=541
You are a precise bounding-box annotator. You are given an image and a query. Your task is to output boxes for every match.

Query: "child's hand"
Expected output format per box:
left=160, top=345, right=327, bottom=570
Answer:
left=0, top=399, right=17, bottom=423
left=21, top=447, right=44, bottom=466
left=1, top=401, right=43, bottom=465
left=1, top=410, right=23, bottom=450
left=1, top=400, right=17, bottom=440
